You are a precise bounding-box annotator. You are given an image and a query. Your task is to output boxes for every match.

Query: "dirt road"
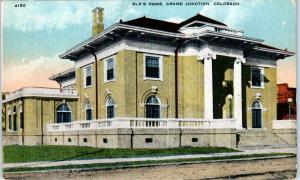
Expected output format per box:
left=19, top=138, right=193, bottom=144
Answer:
left=5, top=157, right=296, bottom=180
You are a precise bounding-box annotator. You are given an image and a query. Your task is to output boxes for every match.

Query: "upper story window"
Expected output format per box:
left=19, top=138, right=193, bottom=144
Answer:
left=144, top=54, right=163, bottom=80
left=251, top=67, right=264, bottom=88
left=104, top=57, right=115, bottom=82
left=85, top=66, right=92, bottom=87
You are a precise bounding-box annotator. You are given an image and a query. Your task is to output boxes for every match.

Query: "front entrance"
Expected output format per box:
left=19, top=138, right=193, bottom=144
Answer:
left=252, top=101, right=262, bottom=128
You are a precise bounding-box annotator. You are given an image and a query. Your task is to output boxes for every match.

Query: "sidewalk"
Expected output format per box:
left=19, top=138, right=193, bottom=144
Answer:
left=4, top=147, right=296, bottom=169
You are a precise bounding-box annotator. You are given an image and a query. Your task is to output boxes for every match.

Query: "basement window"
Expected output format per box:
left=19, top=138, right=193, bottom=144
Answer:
left=54, top=138, right=57, bottom=142
left=103, top=138, right=108, bottom=143
left=68, top=138, right=72, bottom=143
left=192, top=138, right=198, bottom=142
left=83, top=138, right=88, bottom=143
left=145, top=138, right=153, bottom=143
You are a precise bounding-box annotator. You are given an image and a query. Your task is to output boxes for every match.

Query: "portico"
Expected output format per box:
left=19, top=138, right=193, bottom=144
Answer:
left=197, top=45, right=245, bottom=129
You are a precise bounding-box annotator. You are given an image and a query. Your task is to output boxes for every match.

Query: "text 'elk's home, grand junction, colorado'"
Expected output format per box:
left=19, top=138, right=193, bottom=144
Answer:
left=2, top=7, right=296, bottom=149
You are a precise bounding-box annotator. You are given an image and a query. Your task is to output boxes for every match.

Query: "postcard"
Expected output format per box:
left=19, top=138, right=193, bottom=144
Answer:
left=0, top=0, right=297, bottom=179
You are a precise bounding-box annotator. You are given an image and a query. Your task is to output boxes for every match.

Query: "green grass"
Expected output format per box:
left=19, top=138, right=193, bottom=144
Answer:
left=4, top=153, right=294, bottom=173
left=4, top=145, right=238, bottom=163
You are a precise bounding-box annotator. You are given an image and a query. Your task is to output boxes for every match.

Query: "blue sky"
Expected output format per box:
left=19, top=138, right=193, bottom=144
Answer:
left=2, top=0, right=296, bottom=91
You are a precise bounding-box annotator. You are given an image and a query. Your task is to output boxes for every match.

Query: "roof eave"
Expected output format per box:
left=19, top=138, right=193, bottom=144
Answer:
left=59, top=24, right=186, bottom=60
left=253, top=47, right=295, bottom=57
left=59, top=23, right=120, bottom=59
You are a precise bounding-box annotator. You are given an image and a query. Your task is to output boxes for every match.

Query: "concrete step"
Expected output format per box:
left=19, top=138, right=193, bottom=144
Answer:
left=237, top=130, right=290, bottom=148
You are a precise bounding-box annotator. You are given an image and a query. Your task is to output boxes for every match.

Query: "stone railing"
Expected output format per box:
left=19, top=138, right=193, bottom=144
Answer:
left=214, top=27, right=244, bottom=36
left=47, top=118, right=236, bottom=132
left=272, top=120, right=296, bottom=129
left=180, top=25, right=244, bottom=37
left=4, top=87, right=78, bottom=102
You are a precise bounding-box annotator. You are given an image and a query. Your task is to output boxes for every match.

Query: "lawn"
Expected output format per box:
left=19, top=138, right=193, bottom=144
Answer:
left=4, top=145, right=239, bottom=163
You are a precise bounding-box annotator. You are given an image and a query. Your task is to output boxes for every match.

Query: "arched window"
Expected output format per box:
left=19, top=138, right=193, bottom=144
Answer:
left=106, top=97, right=115, bottom=118
left=13, top=106, right=17, bottom=131
left=252, top=101, right=262, bottom=128
left=56, top=104, right=72, bottom=123
left=145, top=96, right=160, bottom=118
left=86, top=102, right=93, bottom=120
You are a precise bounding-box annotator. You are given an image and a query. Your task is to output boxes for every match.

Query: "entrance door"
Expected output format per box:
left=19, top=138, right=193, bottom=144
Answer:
left=252, top=101, right=262, bottom=128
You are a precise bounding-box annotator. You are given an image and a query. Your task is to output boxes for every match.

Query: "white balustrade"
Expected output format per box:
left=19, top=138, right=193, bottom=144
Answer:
left=4, top=87, right=78, bottom=102
left=47, top=118, right=237, bottom=132
left=215, top=27, right=244, bottom=36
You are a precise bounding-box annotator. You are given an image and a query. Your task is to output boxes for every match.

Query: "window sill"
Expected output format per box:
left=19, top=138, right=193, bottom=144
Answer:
left=104, top=79, right=116, bottom=83
left=248, top=128, right=267, bottom=130
left=84, top=85, right=93, bottom=89
left=7, top=130, right=18, bottom=132
left=250, top=86, right=264, bottom=89
left=144, top=77, right=163, bottom=81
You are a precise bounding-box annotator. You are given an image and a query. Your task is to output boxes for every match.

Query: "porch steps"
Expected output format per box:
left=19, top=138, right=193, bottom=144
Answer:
left=237, top=129, right=292, bottom=148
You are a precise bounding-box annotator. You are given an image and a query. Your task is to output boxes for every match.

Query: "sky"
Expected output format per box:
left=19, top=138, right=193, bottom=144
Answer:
left=1, top=0, right=296, bottom=92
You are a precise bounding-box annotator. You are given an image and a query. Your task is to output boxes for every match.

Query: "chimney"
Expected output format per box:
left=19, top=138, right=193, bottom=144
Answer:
left=92, top=7, right=104, bottom=36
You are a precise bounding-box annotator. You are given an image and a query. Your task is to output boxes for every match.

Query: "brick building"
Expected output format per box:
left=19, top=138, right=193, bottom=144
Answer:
left=277, top=83, right=296, bottom=120
left=2, top=7, right=296, bottom=148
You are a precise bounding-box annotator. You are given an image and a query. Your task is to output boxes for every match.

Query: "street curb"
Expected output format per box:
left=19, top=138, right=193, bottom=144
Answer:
left=3, top=154, right=295, bottom=174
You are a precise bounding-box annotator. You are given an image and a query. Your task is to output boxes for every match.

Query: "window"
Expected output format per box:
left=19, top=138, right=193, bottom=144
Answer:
left=86, top=103, right=93, bottom=120
left=56, top=104, right=72, bottom=123
left=252, top=101, right=262, bottom=128
left=251, top=67, right=263, bottom=88
left=144, top=55, right=162, bottom=80
left=105, top=58, right=115, bottom=82
left=145, top=138, right=153, bottom=143
left=8, top=115, right=12, bottom=130
left=103, top=138, right=108, bottom=143
left=83, top=138, right=88, bottom=143
left=192, top=138, right=198, bottom=142
left=20, top=112, right=24, bottom=129
left=85, top=66, right=92, bottom=87
left=106, top=97, right=115, bottom=118
left=13, top=106, right=17, bottom=131
left=145, top=96, right=160, bottom=118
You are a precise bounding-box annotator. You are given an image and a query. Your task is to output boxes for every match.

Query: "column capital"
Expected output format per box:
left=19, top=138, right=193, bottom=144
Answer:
left=235, top=57, right=246, bottom=64
left=198, top=48, right=217, bottom=60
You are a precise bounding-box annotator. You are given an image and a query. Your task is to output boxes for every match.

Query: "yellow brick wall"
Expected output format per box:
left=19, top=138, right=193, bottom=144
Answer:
left=76, top=63, right=97, bottom=120
left=75, top=50, right=177, bottom=119
left=98, top=51, right=126, bottom=118
left=177, top=56, right=204, bottom=118
left=243, top=65, right=277, bottom=129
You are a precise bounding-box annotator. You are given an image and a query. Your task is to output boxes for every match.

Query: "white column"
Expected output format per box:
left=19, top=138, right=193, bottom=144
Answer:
left=199, top=48, right=216, bottom=120
left=234, top=57, right=245, bottom=129
left=204, top=56, right=215, bottom=120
